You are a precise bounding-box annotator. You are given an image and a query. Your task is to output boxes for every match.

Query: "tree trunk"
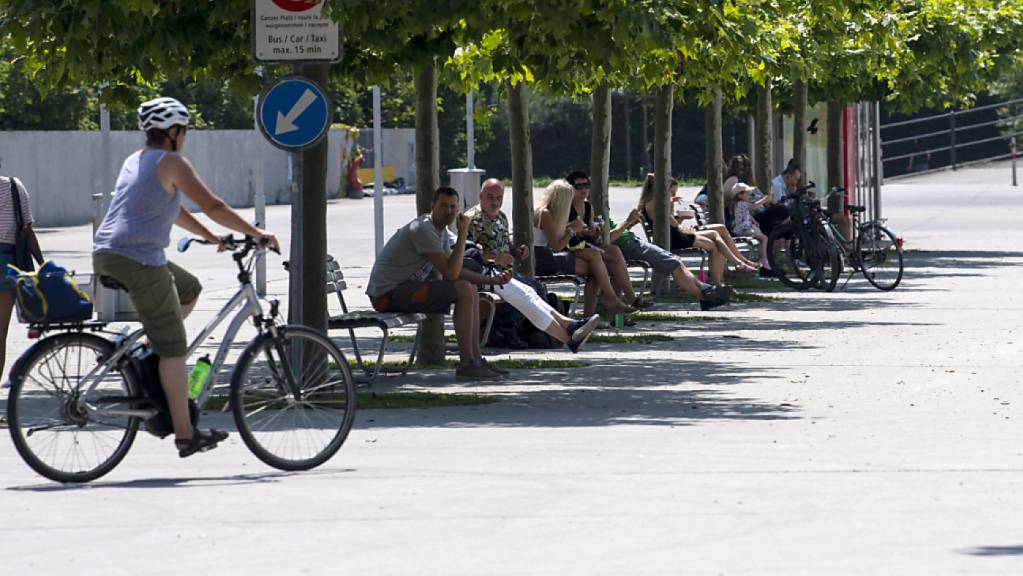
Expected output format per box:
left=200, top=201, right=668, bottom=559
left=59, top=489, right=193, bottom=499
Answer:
left=641, top=96, right=650, bottom=176
left=747, top=114, right=756, bottom=177
left=414, top=61, right=444, bottom=366
left=590, top=79, right=612, bottom=244
left=705, top=90, right=725, bottom=225
left=623, top=92, right=632, bottom=182
left=652, top=85, right=673, bottom=251
left=289, top=62, right=329, bottom=333
left=793, top=79, right=808, bottom=186
left=507, top=80, right=534, bottom=277
left=755, top=79, right=773, bottom=193
left=827, top=101, right=844, bottom=194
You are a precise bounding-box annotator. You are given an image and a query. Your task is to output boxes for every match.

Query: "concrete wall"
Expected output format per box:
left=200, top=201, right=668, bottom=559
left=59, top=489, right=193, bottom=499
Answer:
left=0, top=127, right=415, bottom=227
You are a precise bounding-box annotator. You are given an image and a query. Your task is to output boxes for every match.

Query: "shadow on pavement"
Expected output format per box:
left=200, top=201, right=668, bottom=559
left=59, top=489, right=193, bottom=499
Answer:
left=357, top=356, right=799, bottom=429
left=6, top=467, right=356, bottom=492
left=960, top=545, right=1023, bottom=556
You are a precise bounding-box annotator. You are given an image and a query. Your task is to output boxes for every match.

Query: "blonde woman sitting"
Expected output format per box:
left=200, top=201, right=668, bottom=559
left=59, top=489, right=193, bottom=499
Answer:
left=533, top=179, right=636, bottom=315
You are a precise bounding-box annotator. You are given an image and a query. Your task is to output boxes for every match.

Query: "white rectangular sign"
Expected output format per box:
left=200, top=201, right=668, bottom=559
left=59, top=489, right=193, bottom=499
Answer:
left=252, top=0, right=341, bottom=63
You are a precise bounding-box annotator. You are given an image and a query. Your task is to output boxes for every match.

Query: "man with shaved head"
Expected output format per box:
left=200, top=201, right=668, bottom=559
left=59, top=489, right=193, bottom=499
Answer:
left=463, top=178, right=599, bottom=352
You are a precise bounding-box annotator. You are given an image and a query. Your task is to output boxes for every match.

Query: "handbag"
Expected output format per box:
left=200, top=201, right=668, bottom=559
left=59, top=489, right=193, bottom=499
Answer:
left=8, top=177, right=38, bottom=272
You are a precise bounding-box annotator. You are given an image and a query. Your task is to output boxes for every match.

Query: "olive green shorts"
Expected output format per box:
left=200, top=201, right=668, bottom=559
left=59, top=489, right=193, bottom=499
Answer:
left=93, top=252, right=202, bottom=358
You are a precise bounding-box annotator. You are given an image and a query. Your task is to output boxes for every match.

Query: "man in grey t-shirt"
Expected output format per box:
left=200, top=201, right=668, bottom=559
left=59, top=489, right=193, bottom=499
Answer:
left=367, top=187, right=502, bottom=380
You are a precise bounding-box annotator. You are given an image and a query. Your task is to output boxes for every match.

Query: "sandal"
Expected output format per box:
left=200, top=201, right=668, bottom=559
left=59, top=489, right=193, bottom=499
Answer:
left=175, top=429, right=229, bottom=458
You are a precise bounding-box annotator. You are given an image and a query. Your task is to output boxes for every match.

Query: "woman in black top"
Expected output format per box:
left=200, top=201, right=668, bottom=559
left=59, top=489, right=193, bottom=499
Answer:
left=565, top=172, right=649, bottom=310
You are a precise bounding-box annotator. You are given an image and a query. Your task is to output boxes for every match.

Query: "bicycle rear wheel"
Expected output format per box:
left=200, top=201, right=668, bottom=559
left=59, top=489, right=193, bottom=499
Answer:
left=818, top=240, right=843, bottom=292
left=231, top=325, right=356, bottom=471
left=7, top=332, right=140, bottom=483
left=767, top=224, right=812, bottom=290
left=856, top=222, right=904, bottom=291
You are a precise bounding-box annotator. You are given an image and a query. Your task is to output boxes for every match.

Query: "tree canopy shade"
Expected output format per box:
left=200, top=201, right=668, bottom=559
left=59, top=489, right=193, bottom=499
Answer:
left=0, top=0, right=258, bottom=99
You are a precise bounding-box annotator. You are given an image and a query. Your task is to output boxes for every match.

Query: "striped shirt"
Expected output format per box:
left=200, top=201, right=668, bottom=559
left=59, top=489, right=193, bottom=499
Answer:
left=0, top=177, right=34, bottom=246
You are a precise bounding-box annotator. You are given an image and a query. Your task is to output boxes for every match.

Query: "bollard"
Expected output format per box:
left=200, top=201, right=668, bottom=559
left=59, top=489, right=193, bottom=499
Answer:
left=1012, top=138, right=1018, bottom=187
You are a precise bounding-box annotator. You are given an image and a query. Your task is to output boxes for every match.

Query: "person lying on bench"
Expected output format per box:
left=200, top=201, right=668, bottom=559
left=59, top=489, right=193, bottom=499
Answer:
left=465, top=178, right=601, bottom=352
left=366, top=187, right=502, bottom=381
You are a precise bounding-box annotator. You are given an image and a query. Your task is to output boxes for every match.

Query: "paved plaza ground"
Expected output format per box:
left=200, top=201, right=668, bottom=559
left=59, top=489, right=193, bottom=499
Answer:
left=2, top=161, right=1022, bottom=574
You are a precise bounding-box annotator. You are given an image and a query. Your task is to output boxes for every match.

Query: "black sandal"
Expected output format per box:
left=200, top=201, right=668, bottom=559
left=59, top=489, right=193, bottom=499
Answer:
left=175, top=429, right=229, bottom=458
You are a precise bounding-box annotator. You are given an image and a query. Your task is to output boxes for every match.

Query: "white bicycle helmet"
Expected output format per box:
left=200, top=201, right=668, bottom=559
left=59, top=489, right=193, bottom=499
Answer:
left=138, top=97, right=190, bottom=132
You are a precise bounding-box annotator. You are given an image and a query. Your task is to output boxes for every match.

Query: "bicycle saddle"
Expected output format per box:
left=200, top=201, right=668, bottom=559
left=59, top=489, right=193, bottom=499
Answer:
left=846, top=205, right=866, bottom=214
left=98, top=275, right=129, bottom=292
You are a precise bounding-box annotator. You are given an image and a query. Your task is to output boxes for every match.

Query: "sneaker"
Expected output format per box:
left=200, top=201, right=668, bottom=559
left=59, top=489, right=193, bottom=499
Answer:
left=699, top=284, right=731, bottom=311
left=758, top=267, right=774, bottom=278
left=480, top=358, right=510, bottom=376
left=455, top=361, right=500, bottom=381
left=566, top=314, right=601, bottom=353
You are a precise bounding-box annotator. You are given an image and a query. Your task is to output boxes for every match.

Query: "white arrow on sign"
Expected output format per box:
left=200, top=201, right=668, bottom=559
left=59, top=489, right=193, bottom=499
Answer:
left=275, top=88, right=318, bottom=135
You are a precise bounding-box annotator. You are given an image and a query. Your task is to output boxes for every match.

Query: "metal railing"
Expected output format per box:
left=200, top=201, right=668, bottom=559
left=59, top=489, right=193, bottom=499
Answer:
left=880, top=97, right=1023, bottom=176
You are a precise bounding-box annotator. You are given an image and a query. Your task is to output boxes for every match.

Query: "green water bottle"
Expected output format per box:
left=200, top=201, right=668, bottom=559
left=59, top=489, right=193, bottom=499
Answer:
left=614, top=313, right=625, bottom=330
left=187, top=355, right=211, bottom=400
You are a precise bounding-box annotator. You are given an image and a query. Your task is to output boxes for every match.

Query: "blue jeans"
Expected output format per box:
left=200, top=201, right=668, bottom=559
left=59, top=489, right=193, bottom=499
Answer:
left=0, top=243, right=15, bottom=293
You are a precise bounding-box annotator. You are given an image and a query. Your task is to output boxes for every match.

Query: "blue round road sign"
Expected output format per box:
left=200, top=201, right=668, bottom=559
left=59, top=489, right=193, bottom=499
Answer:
left=258, top=76, right=331, bottom=151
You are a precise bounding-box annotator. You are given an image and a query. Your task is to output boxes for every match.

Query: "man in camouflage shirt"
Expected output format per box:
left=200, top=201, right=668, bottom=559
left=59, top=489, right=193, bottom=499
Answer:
left=462, top=178, right=600, bottom=352
left=464, top=179, right=528, bottom=269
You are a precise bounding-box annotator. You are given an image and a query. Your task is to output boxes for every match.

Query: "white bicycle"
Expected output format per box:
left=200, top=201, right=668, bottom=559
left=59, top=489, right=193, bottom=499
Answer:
left=6, top=235, right=357, bottom=483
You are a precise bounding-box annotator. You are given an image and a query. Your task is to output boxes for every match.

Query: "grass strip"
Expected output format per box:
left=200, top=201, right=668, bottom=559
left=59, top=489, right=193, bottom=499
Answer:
left=359, top=391, right=497, bottom=409
left=630, top=312, right=719, bottom=322
left=362, top=358, right=590, bottom=370
left=720, top=276, right=782, bottom=290
left=588, top=333, right=673, bottom=344
left=389, top=334, right=455, bottom=344
left=652, top=291, right=781, bottom=304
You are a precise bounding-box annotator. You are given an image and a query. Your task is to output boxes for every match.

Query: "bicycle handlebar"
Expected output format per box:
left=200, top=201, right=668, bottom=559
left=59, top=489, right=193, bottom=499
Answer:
left=786, top=180, right=816, bottom=199
left=177, top=234, right=280, bottom=256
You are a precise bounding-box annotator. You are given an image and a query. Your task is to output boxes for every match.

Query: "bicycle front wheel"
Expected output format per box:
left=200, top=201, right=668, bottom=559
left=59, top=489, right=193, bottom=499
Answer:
left=230, top=325, right=356, bottom=471
left=856, top=222, right=904, bottom=291
left=815, top=225, right=843, bottom=293
left=7, top=332, right=140, bottom=483
left=767, top=224, right=812, bottom=290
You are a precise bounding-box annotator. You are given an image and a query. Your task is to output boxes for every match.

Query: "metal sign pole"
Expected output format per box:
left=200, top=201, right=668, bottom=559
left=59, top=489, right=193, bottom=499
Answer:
left=372, top=86, right=384, bottom=255
left=252, top=96, right=267, bottom=296
left=467, top=89, right=476, bottom=170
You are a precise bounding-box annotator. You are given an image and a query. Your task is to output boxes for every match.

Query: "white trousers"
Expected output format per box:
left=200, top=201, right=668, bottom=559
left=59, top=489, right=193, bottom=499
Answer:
left=489, top=278, right=557, bottom=330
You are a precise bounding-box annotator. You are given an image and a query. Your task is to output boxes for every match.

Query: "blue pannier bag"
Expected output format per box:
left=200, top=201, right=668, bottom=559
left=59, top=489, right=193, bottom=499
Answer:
left=6, top=261, right=93, bottom=324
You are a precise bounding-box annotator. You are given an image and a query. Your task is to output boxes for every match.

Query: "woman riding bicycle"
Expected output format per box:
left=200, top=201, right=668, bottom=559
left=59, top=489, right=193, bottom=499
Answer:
left=93, top=97, right=280, bottom=458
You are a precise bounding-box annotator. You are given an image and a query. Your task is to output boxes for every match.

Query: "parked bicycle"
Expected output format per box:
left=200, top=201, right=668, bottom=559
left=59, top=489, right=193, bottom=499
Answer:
left=767, top=183, right=904, bottom=292
left=766, top=182, right=843, bottom=292
left=6, top=235, right=357, bottom=483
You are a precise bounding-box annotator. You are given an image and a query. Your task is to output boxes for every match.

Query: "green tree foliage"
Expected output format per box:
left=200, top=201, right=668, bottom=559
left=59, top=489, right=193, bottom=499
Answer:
left=0, top=0, right=258, bottom=98
left=0, top=47, right=93, bottom=129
